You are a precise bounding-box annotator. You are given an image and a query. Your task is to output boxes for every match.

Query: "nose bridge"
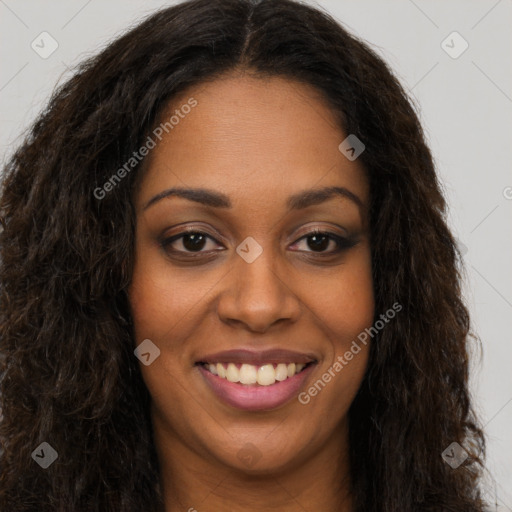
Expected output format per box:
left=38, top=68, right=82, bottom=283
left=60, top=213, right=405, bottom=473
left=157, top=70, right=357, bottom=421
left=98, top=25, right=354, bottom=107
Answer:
left=237, top=240, right=283, bottom=293
left=217, top=236, right=299, bottom=331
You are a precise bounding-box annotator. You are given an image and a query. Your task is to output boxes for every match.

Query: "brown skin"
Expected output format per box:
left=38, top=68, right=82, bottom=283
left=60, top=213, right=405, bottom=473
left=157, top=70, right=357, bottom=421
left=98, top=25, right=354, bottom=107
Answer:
left=128, top=72, right=374, bottom=512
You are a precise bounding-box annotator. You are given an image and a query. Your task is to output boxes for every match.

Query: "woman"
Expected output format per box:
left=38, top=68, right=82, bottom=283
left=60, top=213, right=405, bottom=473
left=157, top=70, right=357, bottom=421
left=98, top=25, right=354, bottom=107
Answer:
left=0, top=0, right=489, bottom=510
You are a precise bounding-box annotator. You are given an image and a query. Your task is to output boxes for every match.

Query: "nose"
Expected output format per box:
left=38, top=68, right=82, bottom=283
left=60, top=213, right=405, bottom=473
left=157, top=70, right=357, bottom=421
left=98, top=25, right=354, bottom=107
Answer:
left=216, top=245, right=302, bottom=333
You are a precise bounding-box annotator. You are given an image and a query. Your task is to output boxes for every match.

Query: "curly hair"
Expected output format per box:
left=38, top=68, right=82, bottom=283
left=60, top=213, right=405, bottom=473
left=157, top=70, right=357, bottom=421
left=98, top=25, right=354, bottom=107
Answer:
left=0, top=0, right=488, bottom=510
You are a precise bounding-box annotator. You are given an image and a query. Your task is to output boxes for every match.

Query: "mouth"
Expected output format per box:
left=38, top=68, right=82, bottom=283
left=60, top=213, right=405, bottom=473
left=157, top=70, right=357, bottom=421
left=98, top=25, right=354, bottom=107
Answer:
left=195, top=349, right=318, bottom=411
left=196, top=361, right=314, bottom=386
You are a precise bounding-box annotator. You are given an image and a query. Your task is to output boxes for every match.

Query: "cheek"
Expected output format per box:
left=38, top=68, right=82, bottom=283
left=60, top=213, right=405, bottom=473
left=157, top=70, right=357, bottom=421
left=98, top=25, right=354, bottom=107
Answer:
left=304, top=252, right=374, bottom=404
left=129, top=240, right=374, bottom=369
left=331, top=266, right=374, bottom=347
left=128, top=275, right=182, bottom=341
left=128, top=242, right=374, bottom=453
left=128, top=263, right=202, bottom=410
left=129, top=242, right=375, bottom=355
left=303, top=248, right=374, bottom=346
left=128, top=252, right=214, bottom=343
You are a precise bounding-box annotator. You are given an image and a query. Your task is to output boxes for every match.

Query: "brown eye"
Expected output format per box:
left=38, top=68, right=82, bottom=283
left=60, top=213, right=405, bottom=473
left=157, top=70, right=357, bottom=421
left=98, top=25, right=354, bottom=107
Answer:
left=179, top=232, right=208, bottom=252
left=159, top=228, right=358, bottom=260
left=300, top=232, right=334, bottom=252
left=161, top=231, right=221, bottom=254
left=292, top=230, right=358, bottom=255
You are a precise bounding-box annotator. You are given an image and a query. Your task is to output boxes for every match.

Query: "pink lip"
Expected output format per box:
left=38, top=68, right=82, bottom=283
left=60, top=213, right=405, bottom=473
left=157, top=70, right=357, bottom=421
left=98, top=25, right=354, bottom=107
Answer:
left=196, top=348, right=317, bottom=366
left=197, top=362, right=316, bottom=411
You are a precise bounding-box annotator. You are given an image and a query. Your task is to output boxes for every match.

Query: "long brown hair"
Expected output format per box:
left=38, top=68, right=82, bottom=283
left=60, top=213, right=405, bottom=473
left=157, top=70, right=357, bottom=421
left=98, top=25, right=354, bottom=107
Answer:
left=0, top=0, right=488, bottom=510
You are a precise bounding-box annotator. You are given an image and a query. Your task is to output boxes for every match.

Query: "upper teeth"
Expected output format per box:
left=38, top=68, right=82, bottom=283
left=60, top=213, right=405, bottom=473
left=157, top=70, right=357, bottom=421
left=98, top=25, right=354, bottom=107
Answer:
left=206, top=362, right=307, bottom=386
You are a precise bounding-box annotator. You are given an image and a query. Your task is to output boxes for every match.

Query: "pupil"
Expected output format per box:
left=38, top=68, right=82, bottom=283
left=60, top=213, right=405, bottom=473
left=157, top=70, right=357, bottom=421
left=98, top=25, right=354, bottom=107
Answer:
left=308, top=234, right=328, bottom=252
left=183, top=233, right=206, bottom=251
left=180, top=233, right=329, bottom=252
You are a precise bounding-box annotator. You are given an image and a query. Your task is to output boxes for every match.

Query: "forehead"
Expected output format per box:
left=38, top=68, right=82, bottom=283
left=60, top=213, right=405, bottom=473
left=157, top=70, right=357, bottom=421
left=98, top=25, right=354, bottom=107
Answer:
left=136, top=73, right=369, bottom=213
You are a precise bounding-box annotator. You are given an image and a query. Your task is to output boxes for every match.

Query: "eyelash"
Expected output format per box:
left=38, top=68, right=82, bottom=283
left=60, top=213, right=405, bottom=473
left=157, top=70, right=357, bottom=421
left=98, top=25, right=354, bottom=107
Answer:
left=160, top=228, right=358, bottom=259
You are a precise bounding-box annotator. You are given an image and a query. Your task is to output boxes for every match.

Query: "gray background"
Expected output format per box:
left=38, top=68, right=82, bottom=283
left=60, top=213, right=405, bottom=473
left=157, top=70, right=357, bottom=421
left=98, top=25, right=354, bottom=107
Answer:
left=1, top=0, right=511, bottom=508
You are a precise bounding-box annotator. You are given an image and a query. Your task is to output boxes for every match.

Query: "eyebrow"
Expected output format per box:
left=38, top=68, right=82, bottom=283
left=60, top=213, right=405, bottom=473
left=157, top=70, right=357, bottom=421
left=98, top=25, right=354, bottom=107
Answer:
left=143, top=185, right=364, bottom=213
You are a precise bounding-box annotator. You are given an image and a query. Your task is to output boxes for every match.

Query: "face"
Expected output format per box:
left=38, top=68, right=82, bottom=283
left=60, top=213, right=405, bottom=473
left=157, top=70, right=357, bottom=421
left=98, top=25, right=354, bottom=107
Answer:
left=128, top=72, right=374, bottom=476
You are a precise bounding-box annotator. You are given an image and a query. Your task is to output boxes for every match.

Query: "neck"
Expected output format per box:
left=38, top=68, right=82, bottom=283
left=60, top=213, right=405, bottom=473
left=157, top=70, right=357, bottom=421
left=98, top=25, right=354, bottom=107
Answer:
left=153, top=415, right=354, bottom=512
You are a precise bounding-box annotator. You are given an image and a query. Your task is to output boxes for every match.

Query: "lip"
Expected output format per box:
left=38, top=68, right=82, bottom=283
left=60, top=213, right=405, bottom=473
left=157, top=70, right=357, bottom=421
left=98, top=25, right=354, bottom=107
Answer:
left=197, top=361, right=317, bottom=411
left=196, top=348, right=317, bottom=366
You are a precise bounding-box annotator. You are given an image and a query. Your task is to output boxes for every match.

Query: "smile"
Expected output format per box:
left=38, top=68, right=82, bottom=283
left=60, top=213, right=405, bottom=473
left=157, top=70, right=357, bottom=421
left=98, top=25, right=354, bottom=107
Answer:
left=195, top=349, right=317, bottom=411
left=200, top=362, right=311, bottom=386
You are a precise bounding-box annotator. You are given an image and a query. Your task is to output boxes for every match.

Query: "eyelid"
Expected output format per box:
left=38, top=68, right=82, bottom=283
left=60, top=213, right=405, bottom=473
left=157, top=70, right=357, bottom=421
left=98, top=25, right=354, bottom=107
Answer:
left=162, top=224, right=226, bottom=245
left=159, top=224, right=355, bottom=257
left=162, top=222, right=348, bottom=243
left=159, top=225, right=224, bottom=254
left=292, top=223, right=349, bottom=240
